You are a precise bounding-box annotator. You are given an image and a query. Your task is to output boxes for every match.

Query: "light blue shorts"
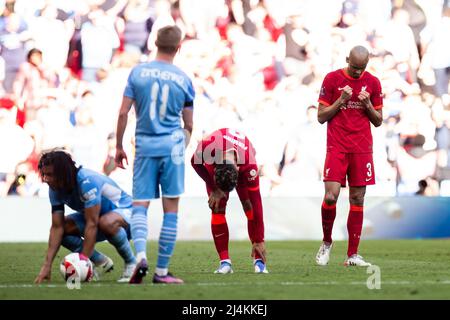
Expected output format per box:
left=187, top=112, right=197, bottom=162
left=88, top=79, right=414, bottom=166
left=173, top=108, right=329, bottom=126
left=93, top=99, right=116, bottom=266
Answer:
left=133, top=155, right=185, bottom=200
left=66, top=208, right=132, bottom=242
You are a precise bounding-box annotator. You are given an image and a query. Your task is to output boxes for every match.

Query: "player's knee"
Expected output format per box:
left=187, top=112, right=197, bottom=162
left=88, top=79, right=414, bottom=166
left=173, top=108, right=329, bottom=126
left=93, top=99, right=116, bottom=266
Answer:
left=98, top=216, right=120, bottom=236
left=324, top=192, right=338, bottom=205
left=349, top=193, right=365, bottom=206
left=63, top=219, right=80, bottom=235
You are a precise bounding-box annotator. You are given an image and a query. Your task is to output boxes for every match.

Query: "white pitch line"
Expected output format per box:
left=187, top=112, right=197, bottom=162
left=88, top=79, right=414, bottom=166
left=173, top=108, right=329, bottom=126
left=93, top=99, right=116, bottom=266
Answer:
left=1, top=280, right=450, bottom=289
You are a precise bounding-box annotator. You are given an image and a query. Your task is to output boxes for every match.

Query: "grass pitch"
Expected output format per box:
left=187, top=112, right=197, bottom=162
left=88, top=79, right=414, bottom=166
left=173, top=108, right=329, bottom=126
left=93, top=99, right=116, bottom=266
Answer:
left=0, top=240, right=449, bottom=300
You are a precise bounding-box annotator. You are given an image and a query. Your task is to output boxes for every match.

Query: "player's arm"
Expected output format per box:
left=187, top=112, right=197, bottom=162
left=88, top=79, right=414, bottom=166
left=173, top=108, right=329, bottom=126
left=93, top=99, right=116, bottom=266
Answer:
left=247, top=193, right=264, bottom=238
left=362, top=99, right=383, bottom=127
left=238, top=173, right=266, bottom=262
left=182, top=106, right=193, bottom=147
left=35, top=210, right=65, bottom=283
left=190, top=153, right=226, bottom=211
left=191, top=150, right=215, bottom=190
left=183, top=78, right=195, bottom=146
left=115, top=96, right=134, bottom=168
left=81, top=204, right=101, bottom=259
left=317, top=85, right=353, bottom=124
left=358, top=81, right=383, bottom=127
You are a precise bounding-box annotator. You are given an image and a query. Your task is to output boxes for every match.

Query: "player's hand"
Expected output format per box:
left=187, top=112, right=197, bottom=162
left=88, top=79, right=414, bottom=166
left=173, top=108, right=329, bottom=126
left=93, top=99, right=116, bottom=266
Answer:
left=208, top=188, right=226, bottom=212
left=115, top=147, right=128, bottom=169
left=34, top=264, right=51, bottom=284
left=251, top=242, right=267, bottom=263
left=358, top=90, right=371, bottom=108
left=339, top=85, right=353, bottom=103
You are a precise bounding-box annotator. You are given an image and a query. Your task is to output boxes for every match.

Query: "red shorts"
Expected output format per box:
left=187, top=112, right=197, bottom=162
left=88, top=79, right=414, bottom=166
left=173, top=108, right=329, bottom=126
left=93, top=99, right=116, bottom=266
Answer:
left=323, top=152, right=375, bottom=187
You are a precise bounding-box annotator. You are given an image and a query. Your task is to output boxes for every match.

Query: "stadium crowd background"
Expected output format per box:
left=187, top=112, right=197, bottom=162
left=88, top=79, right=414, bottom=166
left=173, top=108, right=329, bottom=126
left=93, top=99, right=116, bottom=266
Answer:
left=0, top=0, right=449, bottom=199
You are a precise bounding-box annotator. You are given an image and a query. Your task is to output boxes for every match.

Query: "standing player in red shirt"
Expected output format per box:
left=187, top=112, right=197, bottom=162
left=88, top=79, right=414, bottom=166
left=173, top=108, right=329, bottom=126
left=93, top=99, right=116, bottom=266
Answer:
left=316, top=46, right=383, bottom=267
left=191, top=128, right=268, bottom=274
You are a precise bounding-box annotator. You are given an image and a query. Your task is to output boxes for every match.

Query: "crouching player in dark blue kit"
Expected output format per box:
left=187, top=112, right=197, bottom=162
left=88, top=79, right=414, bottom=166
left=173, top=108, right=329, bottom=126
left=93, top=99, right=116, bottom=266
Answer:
left=34, top=150, right=137, bottom=284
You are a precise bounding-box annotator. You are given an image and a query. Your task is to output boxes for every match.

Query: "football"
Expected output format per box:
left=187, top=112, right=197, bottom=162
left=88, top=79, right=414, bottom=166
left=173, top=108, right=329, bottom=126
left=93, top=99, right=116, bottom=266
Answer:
left=59, top=253, right=94, bottom=283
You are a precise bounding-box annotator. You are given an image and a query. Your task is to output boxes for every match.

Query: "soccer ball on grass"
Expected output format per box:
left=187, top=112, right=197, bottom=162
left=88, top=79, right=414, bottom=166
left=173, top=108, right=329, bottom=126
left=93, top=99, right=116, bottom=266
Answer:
left=59, top=252, right=94, bottom=283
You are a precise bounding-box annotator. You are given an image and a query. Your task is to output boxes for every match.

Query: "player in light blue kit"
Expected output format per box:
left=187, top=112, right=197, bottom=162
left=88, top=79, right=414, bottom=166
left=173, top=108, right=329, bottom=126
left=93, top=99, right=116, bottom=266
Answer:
left=34, top=150, right=137, bottom=284
left=115, top=25, right=194, bottom=284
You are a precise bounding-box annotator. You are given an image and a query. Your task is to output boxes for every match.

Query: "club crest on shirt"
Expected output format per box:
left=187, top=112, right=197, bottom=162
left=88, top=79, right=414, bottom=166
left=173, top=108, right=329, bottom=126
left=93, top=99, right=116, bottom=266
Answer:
left=248, top=169, right=258, bottom=181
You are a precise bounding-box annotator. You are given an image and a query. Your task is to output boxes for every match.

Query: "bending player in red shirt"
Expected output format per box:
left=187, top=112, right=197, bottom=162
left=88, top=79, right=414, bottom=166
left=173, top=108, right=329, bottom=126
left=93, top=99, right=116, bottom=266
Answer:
left=191, top=128, right=268, bottom=274
left=316, top=46, right=383, bottom=267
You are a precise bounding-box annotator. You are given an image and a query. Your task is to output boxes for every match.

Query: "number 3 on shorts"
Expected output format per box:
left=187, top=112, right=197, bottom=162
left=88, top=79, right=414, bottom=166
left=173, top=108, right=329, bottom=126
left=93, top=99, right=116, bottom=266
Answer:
left=366, top=162, right=372, bottom=178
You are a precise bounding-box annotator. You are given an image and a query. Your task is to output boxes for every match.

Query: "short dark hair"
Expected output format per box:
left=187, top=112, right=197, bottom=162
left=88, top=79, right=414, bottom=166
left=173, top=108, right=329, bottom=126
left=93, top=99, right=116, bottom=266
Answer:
left=418, top=179, right=428, bottom=188
left=155, top=25, right=182, bottom=54
left=38, top=150, right=78, bottom=192
left=214, top=162, right=238, bottom=192
left=27, top=48, right=42, bottom=61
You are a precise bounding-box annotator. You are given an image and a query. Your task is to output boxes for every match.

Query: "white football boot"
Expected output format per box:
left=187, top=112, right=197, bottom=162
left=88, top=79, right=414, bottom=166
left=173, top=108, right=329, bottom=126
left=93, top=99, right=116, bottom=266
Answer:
left=315, top=242, right=333, bottom=266
left=117, top=262, right=137, bottom=283
left=344, top=254, right=372, bottom=267
left=214, top=260, right=233, bottom=274
left=254, top=259, right=269, bottom=274
left=93, top=255, right=114, bottom=280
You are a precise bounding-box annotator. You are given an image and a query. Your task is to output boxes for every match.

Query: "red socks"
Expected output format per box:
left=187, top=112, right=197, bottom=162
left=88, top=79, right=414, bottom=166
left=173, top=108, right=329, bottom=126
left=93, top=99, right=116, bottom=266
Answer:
left=347, top=205, right=364, bottom=257
left=321, top=201, right=336, bottom=244
left=211, top=213, right=229, bottom=260
left=322, top=201, right=364, bottom=257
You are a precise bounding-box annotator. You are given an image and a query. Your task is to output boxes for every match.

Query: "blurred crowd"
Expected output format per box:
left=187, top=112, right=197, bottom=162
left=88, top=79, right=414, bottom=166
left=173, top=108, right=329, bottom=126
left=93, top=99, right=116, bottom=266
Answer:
left=1, top=0, right=450, bottom=198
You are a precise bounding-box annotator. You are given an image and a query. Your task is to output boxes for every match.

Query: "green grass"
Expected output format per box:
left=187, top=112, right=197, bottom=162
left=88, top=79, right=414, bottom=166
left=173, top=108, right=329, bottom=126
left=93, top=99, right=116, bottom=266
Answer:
left=1, top=240, right=450, bottom=299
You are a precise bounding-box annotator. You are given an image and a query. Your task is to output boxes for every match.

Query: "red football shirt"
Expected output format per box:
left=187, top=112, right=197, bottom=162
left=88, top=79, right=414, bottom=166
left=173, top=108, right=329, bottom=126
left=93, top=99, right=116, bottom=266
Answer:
left=192, top=128, right=259, bottom=190
left=318, top=69, right=383, bottom=153
left=191, top=128, right=264, bottom=243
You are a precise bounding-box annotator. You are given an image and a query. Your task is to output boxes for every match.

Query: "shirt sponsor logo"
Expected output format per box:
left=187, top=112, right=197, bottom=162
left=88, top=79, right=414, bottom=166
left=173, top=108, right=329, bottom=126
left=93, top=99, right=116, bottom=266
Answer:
left=340, top=100, right=364, bottom=110
left=82, top=188, right=98, bottom=202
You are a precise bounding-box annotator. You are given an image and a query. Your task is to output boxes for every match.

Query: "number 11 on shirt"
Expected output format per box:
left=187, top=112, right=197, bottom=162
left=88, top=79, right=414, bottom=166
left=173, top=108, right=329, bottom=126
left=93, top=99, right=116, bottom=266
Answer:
left=150, top=82, right=169, bottom=121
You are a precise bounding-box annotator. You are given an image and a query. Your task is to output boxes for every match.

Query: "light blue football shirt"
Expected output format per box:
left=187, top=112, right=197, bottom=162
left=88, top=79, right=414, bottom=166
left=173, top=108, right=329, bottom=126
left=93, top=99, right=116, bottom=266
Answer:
left=124, top=60, right=195, bottom=157
left=49, top=168, right=132, bottom=215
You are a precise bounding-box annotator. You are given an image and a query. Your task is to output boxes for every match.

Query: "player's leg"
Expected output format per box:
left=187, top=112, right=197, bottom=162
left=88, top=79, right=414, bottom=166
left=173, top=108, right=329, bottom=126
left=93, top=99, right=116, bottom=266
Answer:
left=128, top=156, right=158, bottom=283
left=322, top=181, right=342, bottom=243
left=147, top=196, right=183, bottom=283
left=130, top=201, right=149, bottom=262
left=316, top=181, right=341, bottom=266
left=63, top=213, right=114, bottom=273
left=151, top=154, right=186, bottom=284
left=128, top=200, right=150, bottom=284
left=316, top=151, right=346, bottom=265
left=98, top=210, right=137, bottom=282
left=345, top=153, right=374, bottom=267
left=207, top=187, right=232, bottom=274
